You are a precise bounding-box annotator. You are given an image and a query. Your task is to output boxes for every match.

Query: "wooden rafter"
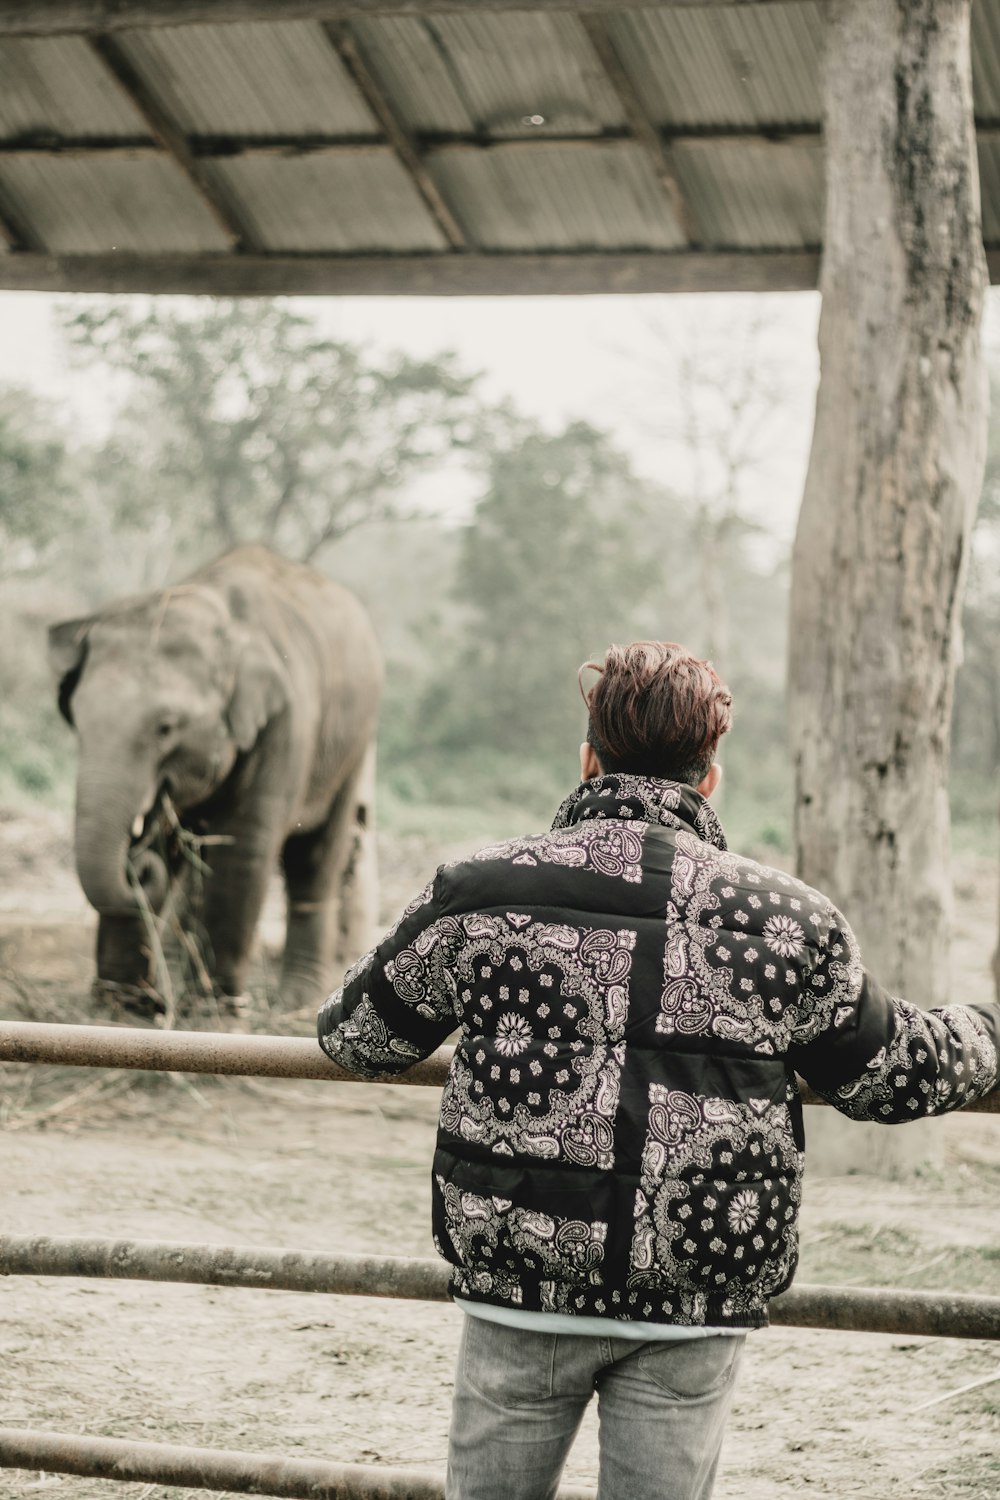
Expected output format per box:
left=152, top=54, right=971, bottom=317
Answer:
left=0, top=250, right=824, bottom=296
left=87, top=33, right=258, bottom=251
left=0, top=2, right=795, bottom=39
left=0, top=183, right=41, bottom=251
left=5, top=247, right=1000, bottom=298
left=321, top=22, right=469, bottom=250
left=579, top=13, right=700, bottom=247
left=0, top=126, right=826, bottom=160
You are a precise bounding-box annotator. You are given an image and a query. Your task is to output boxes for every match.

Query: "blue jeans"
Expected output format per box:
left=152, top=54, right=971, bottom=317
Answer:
left=446, top=1316, right=745, bottom=1500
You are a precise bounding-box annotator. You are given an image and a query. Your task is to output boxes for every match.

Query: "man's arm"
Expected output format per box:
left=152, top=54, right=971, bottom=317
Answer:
left=317, top=874, right=460, bottom=1079
left=788, top=912, right=1000, bottom=1121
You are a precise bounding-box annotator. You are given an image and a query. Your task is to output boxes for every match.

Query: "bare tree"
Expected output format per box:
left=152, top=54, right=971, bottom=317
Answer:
left=59, top=299, right=482, bottom=569
left=610, top=303, right=804, bottom=673
left=788, top=0, right=988, bottom=1173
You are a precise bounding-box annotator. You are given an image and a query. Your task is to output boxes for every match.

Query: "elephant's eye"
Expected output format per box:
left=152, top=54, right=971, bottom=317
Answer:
left=156, top=720, right=176, bottom=740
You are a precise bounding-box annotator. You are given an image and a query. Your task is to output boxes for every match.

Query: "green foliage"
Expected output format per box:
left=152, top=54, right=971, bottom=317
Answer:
left=0, top=579, right=76, bottom=809
left=432, top=419, right=665, bottom=754
left=59, top=298, right=482, bottom=566
left=0, top=386, right=78, bottom=572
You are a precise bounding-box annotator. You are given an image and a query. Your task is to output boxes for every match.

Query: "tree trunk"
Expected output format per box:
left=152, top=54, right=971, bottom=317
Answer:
left=788, top=0, right=988, bottom=1175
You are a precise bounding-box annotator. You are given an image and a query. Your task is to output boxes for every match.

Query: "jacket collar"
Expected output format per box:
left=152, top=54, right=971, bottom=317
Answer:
left=551, top=772, right=728, bottom=852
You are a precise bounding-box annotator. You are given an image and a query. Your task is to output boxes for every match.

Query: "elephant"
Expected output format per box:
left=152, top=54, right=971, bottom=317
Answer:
left=48, top=544, right=383, bottom=1024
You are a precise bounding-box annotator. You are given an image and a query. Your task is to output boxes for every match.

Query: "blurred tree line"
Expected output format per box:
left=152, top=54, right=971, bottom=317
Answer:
left=1, top=296, right=991, bottom=852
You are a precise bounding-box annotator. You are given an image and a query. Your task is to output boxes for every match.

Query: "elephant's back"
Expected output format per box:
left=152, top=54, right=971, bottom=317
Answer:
left=192, top=546, right=381, bottom=678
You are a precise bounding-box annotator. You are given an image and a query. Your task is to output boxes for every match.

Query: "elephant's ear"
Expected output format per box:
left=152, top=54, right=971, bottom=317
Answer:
left=48, top=616, right=93, bottom=726
left=226, top=633, right=289, bottom=753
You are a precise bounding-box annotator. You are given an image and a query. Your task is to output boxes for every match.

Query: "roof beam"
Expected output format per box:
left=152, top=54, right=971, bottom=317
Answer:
left=321, top=22, right=469, bottom=249
left=0, top=127, right=825, bottom=161
left=5, top=246, right=1000, bottom=296
left=579, top=13, right=700, bottom=245
left=0, top=2, right=800, bottom=39
left=0, top=250, right=822, bottom=296
left=87, top=33, right=258, bottom=251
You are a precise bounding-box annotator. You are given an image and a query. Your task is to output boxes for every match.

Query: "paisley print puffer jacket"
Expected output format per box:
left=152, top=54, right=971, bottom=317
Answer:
left=317, top=774, right=1000, bottom=1329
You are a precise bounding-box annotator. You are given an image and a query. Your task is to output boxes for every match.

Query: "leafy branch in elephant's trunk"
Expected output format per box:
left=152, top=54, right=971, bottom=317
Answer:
left=124, top=792, right=235, bottom=1023
left=125, top=861, right=176, bottom=1028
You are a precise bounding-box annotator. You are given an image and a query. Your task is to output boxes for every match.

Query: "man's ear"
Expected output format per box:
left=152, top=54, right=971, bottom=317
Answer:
left=580, top=742, right=602, bottom=781
left=698, top=763, right=722, bottom=799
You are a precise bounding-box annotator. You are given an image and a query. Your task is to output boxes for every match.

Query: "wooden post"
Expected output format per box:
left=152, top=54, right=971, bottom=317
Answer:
left=788, top=0, right=988, bottom=1174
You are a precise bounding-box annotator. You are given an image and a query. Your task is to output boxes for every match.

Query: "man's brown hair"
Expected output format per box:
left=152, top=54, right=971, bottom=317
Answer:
left=579, top=642, right=732, bottom=786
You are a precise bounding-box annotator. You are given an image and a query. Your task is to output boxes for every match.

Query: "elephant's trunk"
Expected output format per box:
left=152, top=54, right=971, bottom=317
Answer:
left=74, top=771, right=169, bottom=918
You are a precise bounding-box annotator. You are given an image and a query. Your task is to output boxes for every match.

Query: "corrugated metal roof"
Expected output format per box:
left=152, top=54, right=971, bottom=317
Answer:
left=205, top=149, right=447, bottom=252
left=0, top=36, right=150, bottom=139
left=0, top=153, right=229, bottom=251
left=119, top=22, right=379, bottom=138
left=353, top=13, right=626, bottom=139
left=1, top=3, right=1000, bottom=291
left=607, top=3, right=823, bottom=131
left=675, top=138, right=823, bottom=249
left=427, top=142, right=685, bottom=251
left=409, top=13, right=624, bottom=137
left=347, top=17, right=475, bottom=136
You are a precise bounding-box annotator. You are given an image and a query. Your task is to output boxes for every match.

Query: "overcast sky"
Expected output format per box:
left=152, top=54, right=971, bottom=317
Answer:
left=0, top=287, right=847, bottom=547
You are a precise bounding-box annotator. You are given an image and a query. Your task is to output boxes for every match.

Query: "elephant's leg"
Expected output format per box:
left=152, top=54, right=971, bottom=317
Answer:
left=197, top=811, right=285, bottom=1004
left=281, top=751, right=376, bottom=1010
left=94, top=912, right=165, bottom=1022
left=333, top=744, right=378, bottom=968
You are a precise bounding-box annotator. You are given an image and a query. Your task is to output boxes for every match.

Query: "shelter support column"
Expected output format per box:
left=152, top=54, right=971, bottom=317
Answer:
left=788, top=0, right=988, bottom=1173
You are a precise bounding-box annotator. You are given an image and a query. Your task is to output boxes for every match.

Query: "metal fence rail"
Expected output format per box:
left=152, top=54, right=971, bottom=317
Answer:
left=4, top=1018, right=1000, bottom=1112
left=3, top=1017, right=1000, bottom=1499
left=0, top=1019, right=449, bottom=1086
left=4, top=1233, right=1000, bottom=1341
left=0, top=1427, right=596, bottom=1500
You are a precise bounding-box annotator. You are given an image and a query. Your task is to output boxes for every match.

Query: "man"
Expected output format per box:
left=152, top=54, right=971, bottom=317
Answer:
left=317, top=641, right=1000, bottom=1500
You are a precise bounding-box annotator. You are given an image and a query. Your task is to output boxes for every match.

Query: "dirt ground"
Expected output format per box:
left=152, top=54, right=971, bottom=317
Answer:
left=1, top=806, right=1000, bottom=1499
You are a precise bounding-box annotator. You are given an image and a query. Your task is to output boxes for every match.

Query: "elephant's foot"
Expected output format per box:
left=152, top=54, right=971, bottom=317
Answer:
left=212, top=990, right=254, bottom=1033
left=92, top=978, right=166, bottom=1027
left=277, top=968, right=329, bottom=1020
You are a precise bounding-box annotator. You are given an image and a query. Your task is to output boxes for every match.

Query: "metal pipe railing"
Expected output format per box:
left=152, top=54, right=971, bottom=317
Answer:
left=0, top=1234, right=451, bottom=1301
left=3, top=1019, right=1000, bottom=1112
left=0, top=1019, right=449, bottom=1086
left=4, top=1233, right=1000, bottom=1341
left=0, top=1427, right=595, bottom=1500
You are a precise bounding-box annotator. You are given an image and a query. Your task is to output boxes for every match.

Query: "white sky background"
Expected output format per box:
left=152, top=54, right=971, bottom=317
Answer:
left=0, top=288, right=823, bottom=548
left=5, top=286, right=1000, bottom=552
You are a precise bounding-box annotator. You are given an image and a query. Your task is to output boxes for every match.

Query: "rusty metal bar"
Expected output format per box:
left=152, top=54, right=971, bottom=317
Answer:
left=769, top=1283, right=1000, bottom=1341
left=0, top=1234, right=451, bottom=1301
left=4, top=1233, right=1000, bottom=1341
left=0, top=1426, right=597, bottom=1499
left=0, top=1020, right=452, bottom=1085
left=3, top=1019, right=1000, bottom=1114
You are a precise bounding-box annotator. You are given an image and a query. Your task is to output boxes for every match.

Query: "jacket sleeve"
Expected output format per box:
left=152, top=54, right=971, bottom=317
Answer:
left=316, top=872, right=461, bottom=1079
left=788, top=910, right=1000, bottom=1122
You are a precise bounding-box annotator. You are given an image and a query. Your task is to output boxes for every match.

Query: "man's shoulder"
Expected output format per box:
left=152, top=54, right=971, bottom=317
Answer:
left=702, top=841, right=843, bottom=947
